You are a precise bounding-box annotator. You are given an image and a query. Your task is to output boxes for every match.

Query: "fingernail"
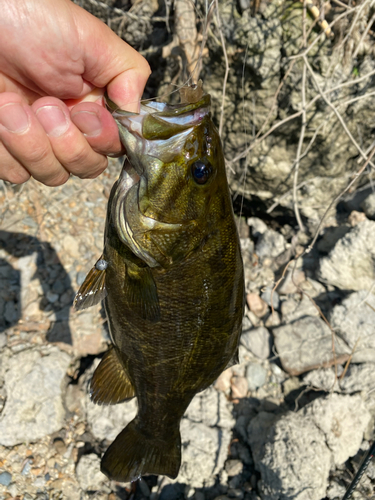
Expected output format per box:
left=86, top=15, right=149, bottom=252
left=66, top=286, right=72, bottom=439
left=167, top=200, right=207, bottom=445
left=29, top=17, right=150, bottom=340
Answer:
left=36, top=106, right=69, bottom=137
left=0, top=103, right=30, bottom=133
left=71, top=110, right=102, bottom=137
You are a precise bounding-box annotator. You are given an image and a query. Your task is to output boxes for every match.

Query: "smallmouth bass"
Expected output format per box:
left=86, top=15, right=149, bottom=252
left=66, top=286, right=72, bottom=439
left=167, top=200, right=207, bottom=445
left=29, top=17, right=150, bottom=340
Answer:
left=74, top=82, right=245, bottom=482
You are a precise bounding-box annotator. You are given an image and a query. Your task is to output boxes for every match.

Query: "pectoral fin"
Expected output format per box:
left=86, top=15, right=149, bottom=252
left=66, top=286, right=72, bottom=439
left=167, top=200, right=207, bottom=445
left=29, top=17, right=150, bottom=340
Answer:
left=73, top=258, right=108, bottom=311
left=124, top=264, right=161, bottom=322
left=91, top=346, right=135, bottom=405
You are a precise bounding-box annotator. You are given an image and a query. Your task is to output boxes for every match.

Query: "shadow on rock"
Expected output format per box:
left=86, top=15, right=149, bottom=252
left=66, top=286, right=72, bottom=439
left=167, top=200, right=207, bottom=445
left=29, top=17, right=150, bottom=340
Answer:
left=0, top=230, right=74, bottom=344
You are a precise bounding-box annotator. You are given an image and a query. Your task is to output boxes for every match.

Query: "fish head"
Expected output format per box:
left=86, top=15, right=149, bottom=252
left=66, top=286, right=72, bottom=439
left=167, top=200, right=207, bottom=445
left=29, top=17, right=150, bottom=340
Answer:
left=108, top=85, right=233, bottom=268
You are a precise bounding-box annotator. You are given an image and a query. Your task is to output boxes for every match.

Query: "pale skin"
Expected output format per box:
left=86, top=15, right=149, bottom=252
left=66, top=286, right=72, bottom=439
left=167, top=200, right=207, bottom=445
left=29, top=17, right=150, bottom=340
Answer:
left=0, top=0, right=151, bottom=186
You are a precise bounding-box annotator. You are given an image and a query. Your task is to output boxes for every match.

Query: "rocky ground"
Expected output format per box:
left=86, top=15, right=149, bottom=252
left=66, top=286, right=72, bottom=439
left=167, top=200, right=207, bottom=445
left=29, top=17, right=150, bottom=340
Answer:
left=0, top=157, right=375, bottom=500
left=1, top=0, right=375, bottom=499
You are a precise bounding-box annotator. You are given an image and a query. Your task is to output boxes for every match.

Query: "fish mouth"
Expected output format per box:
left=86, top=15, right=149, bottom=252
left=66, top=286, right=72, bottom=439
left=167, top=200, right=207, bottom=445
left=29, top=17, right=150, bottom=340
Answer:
left=107, top=92, right=211, bottom=142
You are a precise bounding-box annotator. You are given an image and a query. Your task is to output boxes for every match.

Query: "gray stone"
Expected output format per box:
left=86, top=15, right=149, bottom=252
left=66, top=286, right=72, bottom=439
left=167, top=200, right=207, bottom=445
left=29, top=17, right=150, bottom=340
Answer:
left=329, top=291, right=375, bottom=363
left=0, top=332, right=6, bottom=350
left=316, top=225, right=351, bottom=254
left=247, top=393, right=370, bottom=500
left=303, top=368, right=337, bottom=392
left=247, top=217, right=267, bottom=238
left=339, top=363, right=375, bottom=397
left=245, top=363, right=267, bottom=391
left=318, top=220, right=375, bottom=290
left=185, top=386, right=235, bottom=430
left=0, top=471, right=12, bottom=486
left=361, top=192, right=375, bottom=220
left=273, top=316, right=351, bottom=375
left=0, top=347, right=71, bottom=446
left=281, top=294, right=319, bottom=324
left=241, top=327, right=272, bottom=359
left=4, top=300, right=18, bottom=324
left=248, top=410, right=330, bottom=500
left=304, top=394, right=371, bottom=466
left=46, top=290, right=59, bottom=304
left=225, top=459, right=243, bottom=477
left=76, top=454, right=107, bottom=491
left=52, top=280, right=66, bottom=295
left=261, top=286, right=280, bottom=310
left=86, top=391, right=137, bottom=442
left=178, top=418, right=232, bottom=488
left=255, top=229, right=286, bottom=258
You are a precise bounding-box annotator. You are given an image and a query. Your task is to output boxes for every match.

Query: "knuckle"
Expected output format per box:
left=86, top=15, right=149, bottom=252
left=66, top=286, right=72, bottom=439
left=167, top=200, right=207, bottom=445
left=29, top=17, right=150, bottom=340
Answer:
left=26, top=145, right=51, bottom=166
left=4, top=168, right=31, bottom=185
left=42, top=171, right=70, bottom=187
left=64, top=143, right=91, bottom=170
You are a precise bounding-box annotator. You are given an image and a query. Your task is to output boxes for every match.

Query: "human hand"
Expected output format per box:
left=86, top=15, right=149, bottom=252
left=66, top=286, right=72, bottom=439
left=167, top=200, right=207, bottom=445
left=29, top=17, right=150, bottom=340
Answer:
left=0, top=0, right=150, bottom=186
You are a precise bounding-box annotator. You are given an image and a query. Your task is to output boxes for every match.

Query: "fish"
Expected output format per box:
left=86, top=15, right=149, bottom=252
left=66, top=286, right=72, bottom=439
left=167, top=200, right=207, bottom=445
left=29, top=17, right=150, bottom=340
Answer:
left=74, top=81, right=245, bottom=483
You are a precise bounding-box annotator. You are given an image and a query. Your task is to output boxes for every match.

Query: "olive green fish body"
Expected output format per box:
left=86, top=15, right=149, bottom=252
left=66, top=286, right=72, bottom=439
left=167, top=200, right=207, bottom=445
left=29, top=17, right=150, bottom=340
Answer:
left=74, top=84, right=244, bottom=482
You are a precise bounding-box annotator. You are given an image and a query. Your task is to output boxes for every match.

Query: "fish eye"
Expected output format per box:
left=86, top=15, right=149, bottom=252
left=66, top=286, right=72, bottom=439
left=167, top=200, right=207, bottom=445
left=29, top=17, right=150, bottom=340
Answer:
left=191, top=160, right=212, bottom=185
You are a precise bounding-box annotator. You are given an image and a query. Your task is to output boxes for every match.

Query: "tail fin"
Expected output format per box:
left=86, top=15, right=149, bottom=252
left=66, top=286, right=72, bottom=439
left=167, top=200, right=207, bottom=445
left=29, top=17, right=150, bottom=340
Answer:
left=101, top=418, right=181, bottom=482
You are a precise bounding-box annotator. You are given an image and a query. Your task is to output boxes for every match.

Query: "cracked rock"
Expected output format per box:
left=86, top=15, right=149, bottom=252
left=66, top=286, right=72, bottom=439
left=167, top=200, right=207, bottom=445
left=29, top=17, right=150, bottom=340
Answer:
left=247, top=393, right=370, bottom=500
left=329, top=290, right=375, bottom=363
left=318, top=220, right=375, bottom=290
left=273, top=316, right=351, bottom=375
left=0, top=347, right=71, bottom=446
left=76, top=453, right=107, bottom=491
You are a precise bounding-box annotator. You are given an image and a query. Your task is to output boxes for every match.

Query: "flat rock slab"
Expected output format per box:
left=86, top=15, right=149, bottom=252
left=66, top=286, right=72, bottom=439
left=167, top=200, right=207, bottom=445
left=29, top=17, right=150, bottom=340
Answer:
left=318, top=220, right=375, bottom=290
left=329, top=290, right=375, bottom=363
left=0, top=347, right=71, bottom=446
left=273, top=316, right=351, bottom=375
left=247, top=394, right=371, bottom=500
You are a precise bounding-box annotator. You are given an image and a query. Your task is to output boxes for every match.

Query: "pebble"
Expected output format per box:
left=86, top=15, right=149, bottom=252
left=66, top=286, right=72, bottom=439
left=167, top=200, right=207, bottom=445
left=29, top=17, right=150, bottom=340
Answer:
left=241, top=326, right=271, bottom=359
left=225, top=459, right=243, bottom=477
left=260, top=286, right=279, bottom=309
left=246, top=293, right=268, bottom=318
left=231, top=375, right=248, bottom=399
left=277, top=268, right=306, bottom=295
left=21, top=459, right=32, bottom=475
left=53, top=437, right=67, bottom=455
left=246, top=363, right=267, bottom=391
left=255, top=228, right=286, bottom=258
left=361, top=191, right=375, bottom=219
left=0, top=471, right=12, bottom=486
left=227, top=489, right=244, bottom=499
left=46, top=290, right=59, bottom=303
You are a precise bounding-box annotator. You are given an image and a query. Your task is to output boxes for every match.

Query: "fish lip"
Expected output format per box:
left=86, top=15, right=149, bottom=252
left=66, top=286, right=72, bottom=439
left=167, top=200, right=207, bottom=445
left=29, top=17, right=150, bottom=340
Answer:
left=107, top=94, right=211, bottom=139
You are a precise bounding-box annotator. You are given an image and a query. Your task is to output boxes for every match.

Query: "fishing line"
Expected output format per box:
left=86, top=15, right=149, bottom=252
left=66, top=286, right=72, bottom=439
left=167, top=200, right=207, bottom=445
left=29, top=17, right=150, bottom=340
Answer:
left=237, top=40, right=250, bottom=225
left=107, top=0, right=215, bottom=112
left=341, top=440, right=375, bottom=499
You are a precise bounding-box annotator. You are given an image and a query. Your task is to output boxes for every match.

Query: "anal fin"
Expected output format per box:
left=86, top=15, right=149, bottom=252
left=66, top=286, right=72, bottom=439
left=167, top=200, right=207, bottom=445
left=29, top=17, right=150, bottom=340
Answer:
left=73, top=257, right=108, bottom=311
left=90, top=346, right=135, bottom=405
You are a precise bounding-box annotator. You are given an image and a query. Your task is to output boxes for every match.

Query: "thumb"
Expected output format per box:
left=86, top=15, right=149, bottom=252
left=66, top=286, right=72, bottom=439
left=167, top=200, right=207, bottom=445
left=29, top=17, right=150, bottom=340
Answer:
left=72, top=2, right=151, bottom=112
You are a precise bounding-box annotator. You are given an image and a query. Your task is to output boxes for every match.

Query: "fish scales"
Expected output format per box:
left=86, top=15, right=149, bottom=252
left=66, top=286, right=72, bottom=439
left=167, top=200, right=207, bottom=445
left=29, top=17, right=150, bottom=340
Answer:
left=74, top=81, right=245, bottom=482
